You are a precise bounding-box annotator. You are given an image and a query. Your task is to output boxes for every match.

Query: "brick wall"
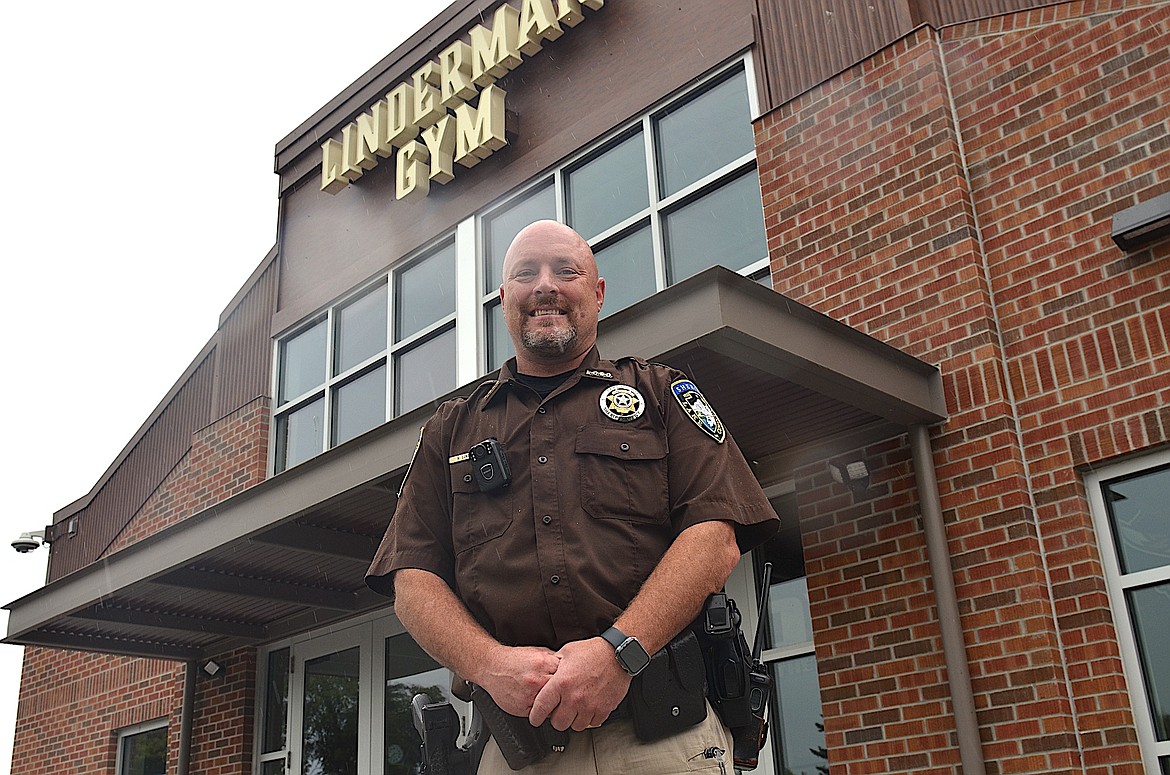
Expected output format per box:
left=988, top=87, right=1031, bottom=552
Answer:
left=12, top=645, right=256, bottom=775
left=13, top=398, right=271, bottom=775
left=105, top=397, right=270, bottom=555
left=188, top=647, right=257, bottom=774
left=755, top=0, right=1169, bottom=772
left=12, top=647, right=184, bottom=774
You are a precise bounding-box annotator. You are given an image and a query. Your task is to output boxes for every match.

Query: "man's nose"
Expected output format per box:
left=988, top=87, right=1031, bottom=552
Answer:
left=532, top=266, right=560, bottom=294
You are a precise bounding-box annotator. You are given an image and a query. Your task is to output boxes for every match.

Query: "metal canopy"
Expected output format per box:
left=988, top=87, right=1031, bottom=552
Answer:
left=4, top=267, right=945, bottom=660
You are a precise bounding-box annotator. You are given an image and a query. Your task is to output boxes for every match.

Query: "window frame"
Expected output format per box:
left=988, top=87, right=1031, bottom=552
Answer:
left=478, top=55, right=767, bottom=371
left=254, top=611, right=467, bottom=775
left=271, top=53, right=767, bottom=470
left=114, top=717, right=169, bottom=775
left=1085, top=449, right=1170, bottom=772
left=271, top=235, right=459, bottom=474
left=724, top=480, right=826, bottom=775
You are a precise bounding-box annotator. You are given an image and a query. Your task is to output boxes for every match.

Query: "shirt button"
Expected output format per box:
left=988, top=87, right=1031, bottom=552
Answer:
left=542, top=515, right=552, bottom=525
left=464, top=474, right=473, bottom=482
left=550, top=575, right=560, bottom=584
left=538, top=455, right=548, bottom=464
left=538, top=407, right=547, bottom=414
left=620, top=443, right=630, bottom=452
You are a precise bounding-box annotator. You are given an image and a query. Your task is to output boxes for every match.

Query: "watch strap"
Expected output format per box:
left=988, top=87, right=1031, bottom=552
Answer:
left=600, top=626, right=627, bottom=651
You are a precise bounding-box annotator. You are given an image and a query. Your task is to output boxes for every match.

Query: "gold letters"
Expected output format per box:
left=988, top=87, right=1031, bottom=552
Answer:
left=321, top=0, right=604, bottom=198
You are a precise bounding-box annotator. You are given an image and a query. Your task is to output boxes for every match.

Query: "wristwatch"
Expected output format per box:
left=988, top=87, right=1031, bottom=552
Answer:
left=601, top=626, right=652, bottom=676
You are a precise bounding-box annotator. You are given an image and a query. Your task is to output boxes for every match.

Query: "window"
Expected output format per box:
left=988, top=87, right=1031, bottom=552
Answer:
left=274, top=57, right=766, bottom=465
left=116, top=719, right=167, bottom=775
left=482, top=60, right=766, bottom=371
left=273, top=239, right=458, bottom=473
left=256, top=616, right=468, bottom=775
left=1087, top=453, right=1170, bottom=774
left=724, top=487, right=827, bottom=775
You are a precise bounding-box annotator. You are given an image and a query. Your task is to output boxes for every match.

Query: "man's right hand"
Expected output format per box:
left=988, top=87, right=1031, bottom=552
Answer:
left=475, top=644, right=562, bottom=718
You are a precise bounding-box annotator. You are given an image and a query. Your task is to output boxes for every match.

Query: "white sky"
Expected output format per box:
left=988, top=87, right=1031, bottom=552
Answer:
left=0, top=2, right=449, bottom=771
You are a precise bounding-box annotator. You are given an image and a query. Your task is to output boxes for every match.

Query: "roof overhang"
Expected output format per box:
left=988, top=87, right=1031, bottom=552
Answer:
left=4, top=267, right=945, bottom=660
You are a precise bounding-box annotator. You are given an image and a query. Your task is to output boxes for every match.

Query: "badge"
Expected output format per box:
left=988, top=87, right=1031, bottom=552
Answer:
left=670, top=379, right=725, bottom=443
left=599, top=384, right=645, bottom=422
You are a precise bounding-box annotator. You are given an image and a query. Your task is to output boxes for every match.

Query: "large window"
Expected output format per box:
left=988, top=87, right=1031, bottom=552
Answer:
left=273, top=240, right=457, bottom=473
left=116, top=719, right=168, bottom=775
left=481, top=61, right=766, bottom=370
left=1086, top=453, right=1170, bottom=774
left=273, top=58, right=766, bottom=469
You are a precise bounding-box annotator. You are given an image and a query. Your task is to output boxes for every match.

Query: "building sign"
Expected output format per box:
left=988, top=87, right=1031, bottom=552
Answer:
left=321, top=0, right=604, bottom=200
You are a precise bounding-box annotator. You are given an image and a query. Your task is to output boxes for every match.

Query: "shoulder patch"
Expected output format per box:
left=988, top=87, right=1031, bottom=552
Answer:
left=670, top=379, right=726, bottom=443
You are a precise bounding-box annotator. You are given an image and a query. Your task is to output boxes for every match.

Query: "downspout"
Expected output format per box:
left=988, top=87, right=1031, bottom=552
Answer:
left=178, top=660, right=196, bottom=775
left=909, top=424, right=986, bottom=775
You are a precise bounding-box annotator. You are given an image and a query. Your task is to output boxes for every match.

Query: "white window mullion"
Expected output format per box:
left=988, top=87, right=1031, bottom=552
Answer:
left=642, top=115, right=668, bottom=292
left=454, top=217, right=479, bottom=384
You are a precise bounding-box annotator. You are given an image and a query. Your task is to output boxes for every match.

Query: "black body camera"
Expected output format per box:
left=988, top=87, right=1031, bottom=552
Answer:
left=469, top=438, right=511, bottom=492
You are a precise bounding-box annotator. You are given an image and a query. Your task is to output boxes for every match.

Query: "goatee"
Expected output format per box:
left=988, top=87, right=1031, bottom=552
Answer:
left=522, top=325, right=578, bottom=356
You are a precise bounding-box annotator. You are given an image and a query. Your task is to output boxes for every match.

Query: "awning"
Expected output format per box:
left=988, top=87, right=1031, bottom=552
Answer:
left=4, top=267, right=946, bottom=660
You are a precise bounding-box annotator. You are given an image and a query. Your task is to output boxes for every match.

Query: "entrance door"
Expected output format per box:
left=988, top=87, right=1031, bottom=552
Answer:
left=288, top=627, right=373, bottom=775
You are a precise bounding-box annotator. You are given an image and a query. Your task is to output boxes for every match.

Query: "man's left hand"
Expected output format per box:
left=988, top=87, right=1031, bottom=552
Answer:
left=528, top=637, right=631, bottom=732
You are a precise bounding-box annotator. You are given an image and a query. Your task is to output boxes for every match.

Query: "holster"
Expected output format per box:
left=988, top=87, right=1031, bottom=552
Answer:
left=468, top=683, right=568, bottom=771
left=627, top=629, right=708, bottom=741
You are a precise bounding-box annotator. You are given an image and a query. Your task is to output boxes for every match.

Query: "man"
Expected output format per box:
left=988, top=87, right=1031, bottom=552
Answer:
left=367, top=220, right=778, bottom=773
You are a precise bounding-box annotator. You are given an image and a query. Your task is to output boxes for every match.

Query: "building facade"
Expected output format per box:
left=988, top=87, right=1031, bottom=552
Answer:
left=7, top=1, right=1169, bottom=774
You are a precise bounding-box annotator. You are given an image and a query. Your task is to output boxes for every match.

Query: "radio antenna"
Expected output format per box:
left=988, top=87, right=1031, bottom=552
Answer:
left=752, top=562, right=773, bottom=662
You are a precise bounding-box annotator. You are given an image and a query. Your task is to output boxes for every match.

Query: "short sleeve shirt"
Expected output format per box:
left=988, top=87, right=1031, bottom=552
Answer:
left=366, top=347, right=778, bottom=649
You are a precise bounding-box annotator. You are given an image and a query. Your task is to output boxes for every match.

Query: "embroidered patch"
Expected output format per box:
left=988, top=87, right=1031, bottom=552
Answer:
left=670, top=379, right=725, bottom=443
left=599, top=384, right=645, bottom=422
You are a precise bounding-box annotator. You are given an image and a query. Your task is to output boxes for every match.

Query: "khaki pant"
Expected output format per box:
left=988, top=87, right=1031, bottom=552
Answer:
left=476, top=703, right=732, bottom=775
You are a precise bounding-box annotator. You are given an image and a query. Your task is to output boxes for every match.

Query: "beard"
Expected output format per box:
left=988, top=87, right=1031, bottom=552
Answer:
left=521, top=320, right=578, bottom=356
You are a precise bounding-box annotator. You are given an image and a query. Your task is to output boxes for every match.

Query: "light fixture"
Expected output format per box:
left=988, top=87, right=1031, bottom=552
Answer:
left=200, top=659, right=223, bottom=678
left=1112, top=191, right=1170, bottom=251
left=829, top=460, right=871, bottom=497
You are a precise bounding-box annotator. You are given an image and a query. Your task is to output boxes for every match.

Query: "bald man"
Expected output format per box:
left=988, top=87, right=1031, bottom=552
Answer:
left=368, top=221, right=778, bottom=773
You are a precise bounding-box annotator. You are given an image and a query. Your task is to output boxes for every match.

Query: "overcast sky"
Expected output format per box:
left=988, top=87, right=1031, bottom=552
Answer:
left=0, top=2, right=449, bottom=771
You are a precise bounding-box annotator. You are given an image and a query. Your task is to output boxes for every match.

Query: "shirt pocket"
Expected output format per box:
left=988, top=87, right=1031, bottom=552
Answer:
left=450, top=463, right=514, bottom=554
left=576, top=423, right=669, bottom=523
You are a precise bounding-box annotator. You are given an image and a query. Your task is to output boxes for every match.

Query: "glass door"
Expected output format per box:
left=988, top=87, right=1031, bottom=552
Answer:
left=289, top=627, right=373, bottom=775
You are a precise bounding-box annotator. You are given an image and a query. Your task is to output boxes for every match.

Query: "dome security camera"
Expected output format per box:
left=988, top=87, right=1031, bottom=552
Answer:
left=11, top=531, right=45, bottom=553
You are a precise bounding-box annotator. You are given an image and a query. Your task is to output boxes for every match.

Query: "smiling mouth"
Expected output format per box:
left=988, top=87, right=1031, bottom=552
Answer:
left=529, top=308, right=566, bottom=318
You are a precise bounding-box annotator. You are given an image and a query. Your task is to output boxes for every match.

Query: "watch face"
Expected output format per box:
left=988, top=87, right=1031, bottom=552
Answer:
left=618, top=638, right=652, bottom=675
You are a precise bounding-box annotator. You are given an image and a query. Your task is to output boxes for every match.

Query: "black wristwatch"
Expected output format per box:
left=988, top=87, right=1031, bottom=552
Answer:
left=601, top=626, right=652, bottom=676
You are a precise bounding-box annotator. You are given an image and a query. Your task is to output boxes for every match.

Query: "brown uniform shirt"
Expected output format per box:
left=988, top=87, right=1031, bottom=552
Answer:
left=366, top=347, right=778, bottom=649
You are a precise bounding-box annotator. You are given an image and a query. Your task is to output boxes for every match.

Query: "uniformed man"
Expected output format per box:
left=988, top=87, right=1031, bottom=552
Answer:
left=367, top=220, right=778, bottom=773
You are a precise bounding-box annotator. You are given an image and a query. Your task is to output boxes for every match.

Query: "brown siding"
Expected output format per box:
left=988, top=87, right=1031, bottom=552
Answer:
left=214, top=259, right=277, bottom=416
left=751, top=0, right=1061, bottom=111
left=48, top=353, right=216, bottom=580
left=272, top=0, right=756, bottom=334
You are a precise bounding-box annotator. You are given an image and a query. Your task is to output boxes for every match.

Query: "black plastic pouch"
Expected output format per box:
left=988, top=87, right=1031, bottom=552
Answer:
left=627, top=629, right=708, bottom=742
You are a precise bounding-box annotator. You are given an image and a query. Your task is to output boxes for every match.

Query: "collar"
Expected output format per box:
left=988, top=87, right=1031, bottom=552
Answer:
left=478, top=346, right=617, bottom=409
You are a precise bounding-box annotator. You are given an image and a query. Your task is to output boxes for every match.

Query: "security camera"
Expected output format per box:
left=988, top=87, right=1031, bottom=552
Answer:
left=11, top=531, right=45, bottom=553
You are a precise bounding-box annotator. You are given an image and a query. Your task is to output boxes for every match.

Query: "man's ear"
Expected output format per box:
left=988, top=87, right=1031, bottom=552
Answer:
left=596, top=277, right=606, bottom=310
